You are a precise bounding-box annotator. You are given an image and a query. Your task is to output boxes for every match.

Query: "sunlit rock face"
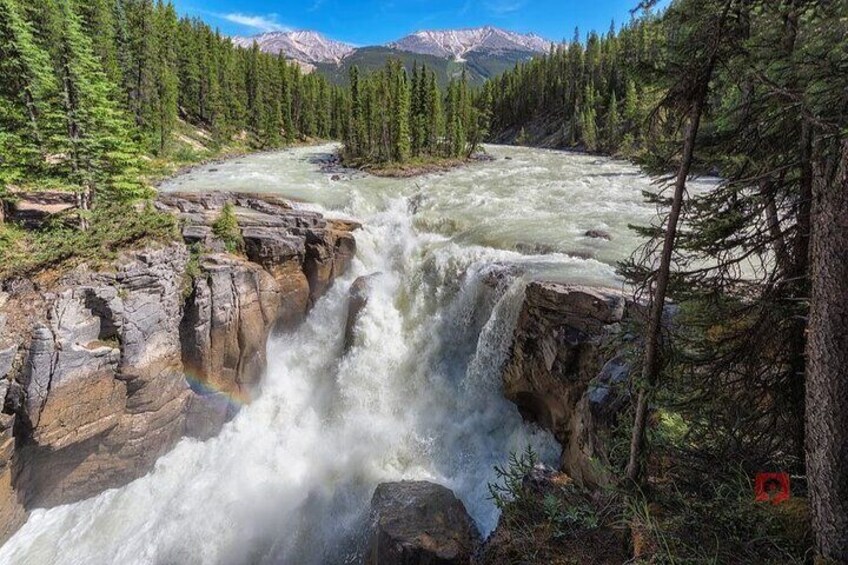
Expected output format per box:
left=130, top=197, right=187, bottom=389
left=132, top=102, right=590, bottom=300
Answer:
left=0, top=243, right=191, bottom=531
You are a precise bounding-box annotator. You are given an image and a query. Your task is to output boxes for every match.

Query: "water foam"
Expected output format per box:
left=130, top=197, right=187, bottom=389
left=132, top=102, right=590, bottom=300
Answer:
left=1, top=144, right=675, bottom=563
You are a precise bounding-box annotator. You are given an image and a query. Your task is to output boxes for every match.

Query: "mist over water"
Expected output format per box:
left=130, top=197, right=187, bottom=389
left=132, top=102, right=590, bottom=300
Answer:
left=0, top=145, right=674, bottom=564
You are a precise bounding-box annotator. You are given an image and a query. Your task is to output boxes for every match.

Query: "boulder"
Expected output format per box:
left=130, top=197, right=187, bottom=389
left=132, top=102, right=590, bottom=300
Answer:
left=367, top=481, right=480, bottom=565
left=502, top=282, right=629, bottom=486
left=515, top=242, right=557, bottom=255
left=584, top=229, right=612, bottom=241
left=344, top=274, right=381, bottom=352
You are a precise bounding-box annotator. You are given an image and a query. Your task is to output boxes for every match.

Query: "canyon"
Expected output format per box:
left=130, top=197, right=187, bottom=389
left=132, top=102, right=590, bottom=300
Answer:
left=0, top=144, right=692, bottom=563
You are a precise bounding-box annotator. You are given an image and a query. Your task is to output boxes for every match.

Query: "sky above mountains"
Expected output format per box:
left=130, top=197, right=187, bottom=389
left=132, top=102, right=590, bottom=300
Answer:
left=172, top=0, right=669, bottom=46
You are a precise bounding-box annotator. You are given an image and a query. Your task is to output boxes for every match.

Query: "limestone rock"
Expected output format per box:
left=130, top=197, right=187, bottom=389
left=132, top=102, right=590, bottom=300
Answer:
left=243, top=226, right=309, bottom=330
left=159, top=191, right=359, bottom=314
left=502, top=282, right=629, bottom=487
left=367, top=481, right=480, bottom=565
left=584, top=229, right=612, bottom=240
left=0, top=191, right=360, bottom=542
left=181, top=254, right=282, bottom=401
left=303, top=227, right=357, bottom=305
left=13, top=244, right=193, bottom=508
left=184, top=391, right=238, bottom=441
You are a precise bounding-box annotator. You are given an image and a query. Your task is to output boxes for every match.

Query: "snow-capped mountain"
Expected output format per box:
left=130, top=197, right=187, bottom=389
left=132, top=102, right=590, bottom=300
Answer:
left=232, top=27, right=555, bottom=85
left=388, top=26, right=553, bottom=60
left=232, top=31, right=355, bottom=64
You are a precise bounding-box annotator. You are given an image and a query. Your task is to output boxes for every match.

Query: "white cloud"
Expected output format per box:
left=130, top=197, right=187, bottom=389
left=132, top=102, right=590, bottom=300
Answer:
left=460, top=0, right=527, bottom=16
left=486, top=0, right=527, bottom=14
left=222, top=13, right=290, bottom=33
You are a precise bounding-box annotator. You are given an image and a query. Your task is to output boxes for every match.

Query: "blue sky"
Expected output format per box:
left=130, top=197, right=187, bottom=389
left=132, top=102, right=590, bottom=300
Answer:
left=172, top=0, right=668, bottom=45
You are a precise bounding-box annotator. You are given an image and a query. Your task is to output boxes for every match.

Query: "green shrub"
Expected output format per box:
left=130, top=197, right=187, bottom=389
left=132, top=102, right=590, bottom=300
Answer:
left=212, top=203, right=243, bottom=254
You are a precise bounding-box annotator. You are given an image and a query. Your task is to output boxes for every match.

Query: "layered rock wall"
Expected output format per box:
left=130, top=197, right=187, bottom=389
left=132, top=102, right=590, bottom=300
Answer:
left=0, top=192, right=358, bottom=542
left=501, top=282, right=633, bottom=487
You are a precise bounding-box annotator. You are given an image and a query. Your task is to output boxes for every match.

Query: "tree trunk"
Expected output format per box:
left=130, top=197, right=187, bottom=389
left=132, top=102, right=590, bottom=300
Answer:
left=788, top=122, right=814, bottom=463
left=625, top=91, right=707, bottom=484
left=805, top=139, right=848, bottom=561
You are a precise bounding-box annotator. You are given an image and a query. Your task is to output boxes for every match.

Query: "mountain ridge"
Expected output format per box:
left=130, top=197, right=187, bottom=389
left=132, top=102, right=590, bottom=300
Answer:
left=232, top=26, right=555, bottom=65
left=231, top=30, right=355, bottom=64
left=389, top=26, right=554, bottom=60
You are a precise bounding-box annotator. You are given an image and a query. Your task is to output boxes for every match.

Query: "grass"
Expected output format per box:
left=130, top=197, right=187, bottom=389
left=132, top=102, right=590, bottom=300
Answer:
left=629, top=475, right=811, bottom=564
left=0, top=201, right=179, bottom=280
left=481, top=448, right=629, bottom=565
left=478, top=443, right=812, bottom=564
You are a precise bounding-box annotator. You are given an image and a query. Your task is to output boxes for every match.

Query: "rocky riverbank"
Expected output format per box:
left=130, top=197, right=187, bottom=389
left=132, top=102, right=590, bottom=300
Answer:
left=0, top=191, right=358, bottom=542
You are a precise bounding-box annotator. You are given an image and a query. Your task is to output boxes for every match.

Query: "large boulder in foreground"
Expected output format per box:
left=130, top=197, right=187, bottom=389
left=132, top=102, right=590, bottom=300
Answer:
left=502, top=282, right=632, bottom=487
left=367, top=481, right=480, bottom=565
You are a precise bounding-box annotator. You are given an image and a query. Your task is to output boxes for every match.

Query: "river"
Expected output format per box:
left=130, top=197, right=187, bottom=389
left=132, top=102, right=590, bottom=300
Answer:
left=0, top=144, right=678, bottom=564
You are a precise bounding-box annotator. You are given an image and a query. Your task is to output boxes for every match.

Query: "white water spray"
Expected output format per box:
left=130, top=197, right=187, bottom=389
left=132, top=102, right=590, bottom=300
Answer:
left=0, top=144, right=684, bottom=564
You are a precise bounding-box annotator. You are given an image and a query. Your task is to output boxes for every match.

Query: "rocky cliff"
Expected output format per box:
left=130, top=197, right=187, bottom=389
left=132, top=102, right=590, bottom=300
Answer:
left=501, top=282, right=634, bottom=487
left=0, top=192, right=358, bottom=542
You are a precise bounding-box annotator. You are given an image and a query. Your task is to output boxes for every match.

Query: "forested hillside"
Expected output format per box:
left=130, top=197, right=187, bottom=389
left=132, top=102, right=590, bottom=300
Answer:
left=0, top=0, right=343, bottom=201
left=483, top=17, right=663, bottom=154
left=0, top=0, right=487, bottom=196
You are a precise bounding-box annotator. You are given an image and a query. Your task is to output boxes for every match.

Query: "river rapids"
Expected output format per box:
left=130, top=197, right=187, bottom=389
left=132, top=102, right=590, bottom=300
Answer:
left=0, top=144, right=689, bottom=564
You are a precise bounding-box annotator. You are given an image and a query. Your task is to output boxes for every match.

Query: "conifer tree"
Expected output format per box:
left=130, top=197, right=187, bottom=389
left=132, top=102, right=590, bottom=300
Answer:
left=605, top=91, right=619, bottom=151
left=151, top=0, right=177, bottom=154
left=0, top=0, right=64, bottom=188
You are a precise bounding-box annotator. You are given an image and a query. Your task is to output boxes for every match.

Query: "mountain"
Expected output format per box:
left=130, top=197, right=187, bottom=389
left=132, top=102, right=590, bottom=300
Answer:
left=231, top=31, right=355, bottom=64
left=233, top=27, right=556, bottom=86
left=315, top=47, right=464, bottom=87
left=388, top=26, right=553, bottom=60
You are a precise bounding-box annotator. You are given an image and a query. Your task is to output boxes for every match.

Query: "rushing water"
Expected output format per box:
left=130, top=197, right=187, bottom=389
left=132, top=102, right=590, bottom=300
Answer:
left=1, top=144, right=670, bottom=564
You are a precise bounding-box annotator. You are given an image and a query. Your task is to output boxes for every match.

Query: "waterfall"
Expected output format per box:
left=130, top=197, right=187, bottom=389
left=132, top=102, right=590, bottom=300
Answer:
left=0, top=144, right=688, bottom=564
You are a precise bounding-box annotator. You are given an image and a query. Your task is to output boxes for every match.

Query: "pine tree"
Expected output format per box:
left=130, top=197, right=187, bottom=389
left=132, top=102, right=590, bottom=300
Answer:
left=624, top=0, right=738, bottom=486
left=0, top=0, right=64, bottom=188
left=151, top=0, right=177, bottom=154
left=391, top=61, right=410, bottom=162
left=604, top=91, right=619, bottom=151
left=581, top=83, right=598, bottom=151
left=426, top=70, right=442, bottom=154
